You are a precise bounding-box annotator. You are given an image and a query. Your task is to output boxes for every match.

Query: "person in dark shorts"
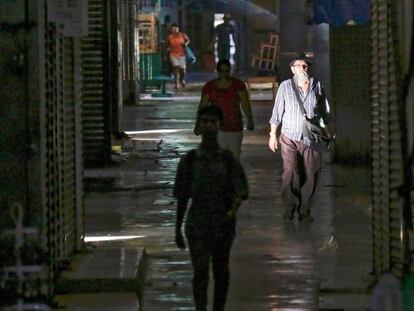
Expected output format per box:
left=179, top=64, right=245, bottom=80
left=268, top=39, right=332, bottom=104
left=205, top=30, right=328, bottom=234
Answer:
left=174, top=105, right=249, bottom=311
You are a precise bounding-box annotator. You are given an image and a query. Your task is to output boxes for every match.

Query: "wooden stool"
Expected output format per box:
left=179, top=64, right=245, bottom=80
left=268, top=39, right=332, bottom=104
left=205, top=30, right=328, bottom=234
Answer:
left=247, top=76, right=278, bottom=101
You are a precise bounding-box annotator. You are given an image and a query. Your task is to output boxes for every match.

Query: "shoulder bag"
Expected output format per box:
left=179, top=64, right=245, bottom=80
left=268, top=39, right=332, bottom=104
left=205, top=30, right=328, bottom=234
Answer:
left=184, top=45, right=196, bottom=64
left=291, top=79, right=331, bottom=153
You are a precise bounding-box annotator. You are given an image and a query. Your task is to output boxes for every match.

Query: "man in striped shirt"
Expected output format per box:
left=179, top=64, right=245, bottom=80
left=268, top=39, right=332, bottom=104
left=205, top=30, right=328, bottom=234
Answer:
left=268, top=57, right=334, bottom=222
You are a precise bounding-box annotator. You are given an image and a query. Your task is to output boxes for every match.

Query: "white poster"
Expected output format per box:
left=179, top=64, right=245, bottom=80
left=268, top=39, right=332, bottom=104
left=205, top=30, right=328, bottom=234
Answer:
left=47, top=0, right=88, bottom=37
left=63, top=0, right=89, bottom=37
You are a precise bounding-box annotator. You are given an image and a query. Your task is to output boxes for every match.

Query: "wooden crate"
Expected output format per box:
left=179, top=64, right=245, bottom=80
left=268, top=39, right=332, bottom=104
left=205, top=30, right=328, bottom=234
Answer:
left=269, top=33, right=278, bottom=46
left=251, top=55, right=277, bottom=71
left=251, top=32, right=279, bottom=72
left=247, top=76, right=278, bottom=101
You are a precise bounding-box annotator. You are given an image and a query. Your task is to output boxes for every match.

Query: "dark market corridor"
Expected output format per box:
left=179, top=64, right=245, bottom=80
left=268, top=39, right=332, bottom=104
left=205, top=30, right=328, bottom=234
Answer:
left=1, top=1, right=413, bottom=310
left=55, top=78, right=371, bottom=310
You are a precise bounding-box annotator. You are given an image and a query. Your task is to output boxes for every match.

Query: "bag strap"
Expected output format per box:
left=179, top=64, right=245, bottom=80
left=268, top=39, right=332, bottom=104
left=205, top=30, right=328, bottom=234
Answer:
left=290, top=78, right=307, bottom=117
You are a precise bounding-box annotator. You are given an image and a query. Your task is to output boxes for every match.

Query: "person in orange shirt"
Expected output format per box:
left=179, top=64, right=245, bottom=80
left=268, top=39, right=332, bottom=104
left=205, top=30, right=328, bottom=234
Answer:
left=167, top=23, right=190, bottom=89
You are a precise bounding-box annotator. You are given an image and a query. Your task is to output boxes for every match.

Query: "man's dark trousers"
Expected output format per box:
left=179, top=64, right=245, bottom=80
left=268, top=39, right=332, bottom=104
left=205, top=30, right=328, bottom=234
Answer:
left=279, top=134, right=321, bottom=216
left=217, top=44, right=231, bottom=61
left=186, top=222, right=235, bottom=311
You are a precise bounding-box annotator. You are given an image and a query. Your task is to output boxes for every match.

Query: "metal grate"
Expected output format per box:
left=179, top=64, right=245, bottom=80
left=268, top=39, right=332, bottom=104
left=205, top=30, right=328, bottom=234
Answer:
left=81, top=0, right=111, bottom=167
left=40, top=1, right=84, bottom=277
left=120, top=1, right=138, bottom=81
left=371, top=0, right=410, bottom=279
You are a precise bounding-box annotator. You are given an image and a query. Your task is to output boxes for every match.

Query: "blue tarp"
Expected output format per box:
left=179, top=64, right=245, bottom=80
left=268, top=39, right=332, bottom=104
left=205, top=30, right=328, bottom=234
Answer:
left=313, top=0, right=371, bottom=27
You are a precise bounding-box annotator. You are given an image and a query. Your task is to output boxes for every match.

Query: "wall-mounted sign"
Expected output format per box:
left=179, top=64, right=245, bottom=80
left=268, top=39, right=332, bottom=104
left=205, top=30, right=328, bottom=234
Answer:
left=47, top=0, right=88, bottom=37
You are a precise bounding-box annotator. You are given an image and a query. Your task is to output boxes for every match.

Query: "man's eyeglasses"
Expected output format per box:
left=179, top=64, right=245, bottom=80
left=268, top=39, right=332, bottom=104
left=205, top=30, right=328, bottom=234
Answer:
left=293, top=64, right=309, bottom=69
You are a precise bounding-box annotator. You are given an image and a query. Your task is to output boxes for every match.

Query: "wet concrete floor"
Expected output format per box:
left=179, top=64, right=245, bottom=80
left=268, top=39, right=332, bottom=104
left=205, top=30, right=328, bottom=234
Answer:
left=79, top=78, right=372, bottom=310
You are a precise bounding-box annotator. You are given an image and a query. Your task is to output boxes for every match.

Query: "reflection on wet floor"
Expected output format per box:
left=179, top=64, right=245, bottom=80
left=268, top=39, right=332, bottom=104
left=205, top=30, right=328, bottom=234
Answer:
left=81, top=95, right=371, bottom=310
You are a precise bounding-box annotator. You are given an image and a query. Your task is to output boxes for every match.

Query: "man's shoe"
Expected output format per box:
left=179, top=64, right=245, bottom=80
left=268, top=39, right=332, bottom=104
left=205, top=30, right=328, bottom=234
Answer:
left=299, top=213, right=314, bottom=223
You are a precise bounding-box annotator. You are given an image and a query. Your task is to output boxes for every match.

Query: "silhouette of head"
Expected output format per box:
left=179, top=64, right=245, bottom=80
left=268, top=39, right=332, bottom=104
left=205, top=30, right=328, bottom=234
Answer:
left=198, top=105, right=223, bottom=140
left=217, top=59, right=231, bottom=78
left=170, top=23, right=179, bottom=32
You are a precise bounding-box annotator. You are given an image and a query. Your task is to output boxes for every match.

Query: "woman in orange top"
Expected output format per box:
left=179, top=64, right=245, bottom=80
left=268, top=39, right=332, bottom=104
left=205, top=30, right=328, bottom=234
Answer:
left=167, top=24, right=190, bottom=89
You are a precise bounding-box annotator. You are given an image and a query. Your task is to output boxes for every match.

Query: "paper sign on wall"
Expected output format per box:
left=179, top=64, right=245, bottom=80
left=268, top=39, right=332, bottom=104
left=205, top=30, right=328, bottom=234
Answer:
left=47, top=0, right=88, bottom=37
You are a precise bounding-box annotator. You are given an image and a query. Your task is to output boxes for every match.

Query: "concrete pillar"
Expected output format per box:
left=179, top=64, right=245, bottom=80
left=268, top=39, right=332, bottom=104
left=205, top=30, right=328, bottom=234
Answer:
left=279, top=0, right=311, bottom=80
left=279, top=0, right=329, bottom=91
left=330, top=25, right=371, bottom=163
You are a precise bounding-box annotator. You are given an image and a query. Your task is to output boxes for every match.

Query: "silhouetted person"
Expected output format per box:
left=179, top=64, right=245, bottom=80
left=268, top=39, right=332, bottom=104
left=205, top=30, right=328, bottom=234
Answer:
left=211, top=14, right=236, bottom=62
left=174, top=105, right=249, bottom=311
left=194, top=59, right=254, bottom=159
left=268, top=57, right=334, bottom=222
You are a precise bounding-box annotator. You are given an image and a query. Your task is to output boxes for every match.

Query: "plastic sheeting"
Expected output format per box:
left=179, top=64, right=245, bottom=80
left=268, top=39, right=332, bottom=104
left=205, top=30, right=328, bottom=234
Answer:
left=313, top=0, right=370, bottom=27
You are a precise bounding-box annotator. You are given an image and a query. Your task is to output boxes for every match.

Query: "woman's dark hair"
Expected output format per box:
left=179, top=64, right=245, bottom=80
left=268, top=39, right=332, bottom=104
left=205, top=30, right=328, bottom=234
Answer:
left=216, top=59, right=231, bottom=71
left=170, top=23, right=179, bottom=29
left=199, top=105, right=224, bottom=122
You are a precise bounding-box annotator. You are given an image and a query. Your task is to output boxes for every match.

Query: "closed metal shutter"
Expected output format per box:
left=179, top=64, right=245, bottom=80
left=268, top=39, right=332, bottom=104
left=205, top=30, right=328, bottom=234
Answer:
left=371, top=0, right=410, bottom=279
left=81, top=0, right=111, bottom=167
left=120, top=0, right=137, bottom=81
left=39, top=2, right=84, bottom=273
